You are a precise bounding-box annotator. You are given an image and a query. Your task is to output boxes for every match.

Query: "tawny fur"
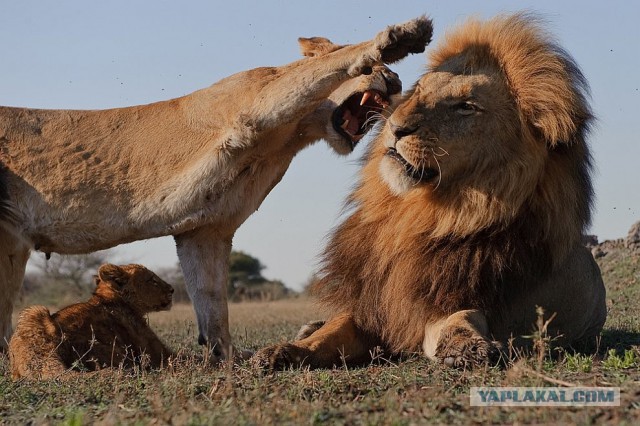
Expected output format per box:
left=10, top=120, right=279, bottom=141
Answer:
left=9, top=264, right=174, bottom=379
left=0, top=17, right=433, bottom=357
left=254, top=13, right=606, bottom=369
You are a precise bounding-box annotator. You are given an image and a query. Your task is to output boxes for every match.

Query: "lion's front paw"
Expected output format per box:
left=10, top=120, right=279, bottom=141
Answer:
left=375, top=16, right=433, bottom=63
left=252, top=343, right=311, bottom=370
left=435, top=327, right=501, bottom=369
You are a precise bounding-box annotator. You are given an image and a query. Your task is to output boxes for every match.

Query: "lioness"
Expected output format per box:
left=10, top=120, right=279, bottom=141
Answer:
left=254, top=13, right=606, bottom=369
left=9, top=263, right=174, bottom=379
left=0, top=17, right=433, bottom=358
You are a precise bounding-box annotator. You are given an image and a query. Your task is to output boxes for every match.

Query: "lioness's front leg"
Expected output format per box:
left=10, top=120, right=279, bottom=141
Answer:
left=174, top=226, right=232, bottom=361
left=252, top=16, right=432, bottom=130
left=253, top=313, right=380, bottom=369
left=423, top=310, right=501, bottom=369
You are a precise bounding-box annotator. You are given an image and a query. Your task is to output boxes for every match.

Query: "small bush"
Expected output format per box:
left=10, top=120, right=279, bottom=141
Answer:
left=564, top=353, right=593, bottom=373
left=602, top=348, right=640, bottom=370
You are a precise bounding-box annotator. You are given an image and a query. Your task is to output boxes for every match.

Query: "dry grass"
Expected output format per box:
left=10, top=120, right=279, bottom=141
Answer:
left=150, top=298, right=323, bottom=353
left=2, top=249, right=639, bottom=424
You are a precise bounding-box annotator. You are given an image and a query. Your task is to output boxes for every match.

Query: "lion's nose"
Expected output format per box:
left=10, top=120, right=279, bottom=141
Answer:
left=389, top=122, right=418, bottom=140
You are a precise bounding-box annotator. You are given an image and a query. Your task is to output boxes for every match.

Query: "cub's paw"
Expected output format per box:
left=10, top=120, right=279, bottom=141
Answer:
left=252, top=344, right=311, bottom=370
left=374, top=16, right=433, bottom=63
left=294, top=320, right=326, bottom=341
left=435, top=326, right=502, bottom=369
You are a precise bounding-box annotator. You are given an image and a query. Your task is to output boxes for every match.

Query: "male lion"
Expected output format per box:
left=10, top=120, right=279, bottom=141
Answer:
left=0, top=17, right=433, bottom=358
left=255, top=14, right=606, bottom=369
left=9, top=263, right=174, bottom=379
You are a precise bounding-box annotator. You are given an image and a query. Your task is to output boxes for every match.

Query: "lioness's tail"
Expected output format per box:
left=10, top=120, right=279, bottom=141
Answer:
left=9, top=306, right=67, bottom=380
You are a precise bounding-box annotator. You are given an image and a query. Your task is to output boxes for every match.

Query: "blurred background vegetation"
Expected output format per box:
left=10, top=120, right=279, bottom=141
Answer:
left=18, top=249, right=296, bottom=309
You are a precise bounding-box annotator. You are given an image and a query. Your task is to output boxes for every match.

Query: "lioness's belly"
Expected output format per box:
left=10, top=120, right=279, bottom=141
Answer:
left=16, top=153, right=293, bottom=255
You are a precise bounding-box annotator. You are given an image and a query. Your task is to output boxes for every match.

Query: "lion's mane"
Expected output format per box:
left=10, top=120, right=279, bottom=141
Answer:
left=312, top=14, right=594, bottom=353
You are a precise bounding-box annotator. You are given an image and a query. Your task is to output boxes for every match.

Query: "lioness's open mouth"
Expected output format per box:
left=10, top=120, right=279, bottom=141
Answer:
left=333, top=90, right=389, bottom=147
left=386, top=147, right=439, bottom=182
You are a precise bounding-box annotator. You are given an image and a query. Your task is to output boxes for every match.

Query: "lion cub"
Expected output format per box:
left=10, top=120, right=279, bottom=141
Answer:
left=9, top=264, right=174, bottom=379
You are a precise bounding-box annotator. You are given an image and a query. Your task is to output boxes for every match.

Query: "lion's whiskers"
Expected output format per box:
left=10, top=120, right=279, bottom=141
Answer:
left=362, top=112, right=390, bottom=139
left=410, top=146, right=429, bottom=188
left=367, top=105, right=389, bottom=112
left=430, top=148, right=443, bottom=189
left=363, top=113, right=385, bottom=128
left=432, top=146, right=449, bottom=157
left=409, top=146, right=444, bottom=190
left=365, top=110, right=391, bottom=123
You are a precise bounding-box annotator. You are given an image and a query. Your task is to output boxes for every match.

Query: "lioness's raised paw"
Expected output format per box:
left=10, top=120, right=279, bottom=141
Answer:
left=375, top=16, right=433, bottom=63
left=252, top=343, right=311, bottom=370
left=435, top=326, right=502, bottom=369
left=347, top=16, right=433, bottom=77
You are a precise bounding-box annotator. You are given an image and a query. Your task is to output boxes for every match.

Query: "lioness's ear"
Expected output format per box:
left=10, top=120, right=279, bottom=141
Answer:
left=298, top=37, right=343, bottom=58
left=98, top=264, right=129, bottom=287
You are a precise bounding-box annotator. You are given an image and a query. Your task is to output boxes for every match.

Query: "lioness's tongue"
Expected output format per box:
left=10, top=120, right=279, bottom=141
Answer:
left=341, top=109, right=360, bottom=135
left=346, top=119, right=359, bottom=135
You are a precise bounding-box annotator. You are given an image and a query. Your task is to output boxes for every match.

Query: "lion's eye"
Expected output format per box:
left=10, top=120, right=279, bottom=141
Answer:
left=456, top=101, right=481, bottom=115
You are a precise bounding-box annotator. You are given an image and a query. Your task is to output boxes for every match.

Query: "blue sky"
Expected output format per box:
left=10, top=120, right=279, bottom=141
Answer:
left=1, top=1, right=638, bottom=290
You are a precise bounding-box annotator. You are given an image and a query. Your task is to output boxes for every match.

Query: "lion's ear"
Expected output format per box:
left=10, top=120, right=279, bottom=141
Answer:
left=298, top=37, right=343, bottom=58
left=98, top=264, right=129, bottom=287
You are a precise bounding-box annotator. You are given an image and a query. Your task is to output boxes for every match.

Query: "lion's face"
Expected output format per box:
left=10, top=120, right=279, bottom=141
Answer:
left=97, top=264, right=174, bottom=313
left=379, top=68, right=537, bottom=196
left=298, top=37, right=402, bottom=155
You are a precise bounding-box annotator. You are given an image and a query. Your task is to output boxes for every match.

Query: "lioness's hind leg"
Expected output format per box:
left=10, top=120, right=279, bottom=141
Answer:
left=0, top=228, right=30, bottom=351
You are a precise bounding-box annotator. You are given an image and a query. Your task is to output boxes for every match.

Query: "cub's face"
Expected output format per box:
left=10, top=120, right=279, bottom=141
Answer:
left=378, top=68, right=528, bottom=196
left=97, top=264, right=174, bottom=314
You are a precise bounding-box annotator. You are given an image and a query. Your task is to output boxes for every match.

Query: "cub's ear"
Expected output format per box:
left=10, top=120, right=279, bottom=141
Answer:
left=298, top=37, right=343, bottom=58
left=98, top=264, right=129, bottom=287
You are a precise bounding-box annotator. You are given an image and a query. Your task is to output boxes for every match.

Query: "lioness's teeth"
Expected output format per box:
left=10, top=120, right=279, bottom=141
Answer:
left=341, top=119, right=350, bottom=130
left=360, top=91, right=372, bottom=106
left=374, top=93, right=389, bottom=107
